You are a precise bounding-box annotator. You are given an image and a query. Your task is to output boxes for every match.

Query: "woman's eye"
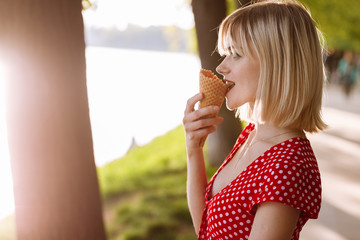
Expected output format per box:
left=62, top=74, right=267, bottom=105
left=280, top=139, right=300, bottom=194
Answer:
left=232, top=52, right=241, bottom=59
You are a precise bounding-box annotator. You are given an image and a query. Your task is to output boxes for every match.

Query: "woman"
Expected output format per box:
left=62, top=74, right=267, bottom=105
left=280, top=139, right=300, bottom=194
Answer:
left=183, top=1, right=326, bottom=239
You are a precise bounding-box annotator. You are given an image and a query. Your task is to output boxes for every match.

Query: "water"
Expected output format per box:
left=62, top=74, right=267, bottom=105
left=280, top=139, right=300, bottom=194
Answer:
left=86, top=47, right=200, bottom=165
left=0, top=47, right=201, bottom=219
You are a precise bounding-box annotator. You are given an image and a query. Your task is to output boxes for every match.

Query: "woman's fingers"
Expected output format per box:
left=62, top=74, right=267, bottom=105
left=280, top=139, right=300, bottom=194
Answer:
left=184, top=116, right=223, bottom=133
left=183, top=93, right=223, bottom=148
left=187, top=125, right=217, bottom=140
left=183, top=105, right=219, bottom=124
left=184, top=114, right=223, bottom=148
left=184, top=93, right=203, bottom=115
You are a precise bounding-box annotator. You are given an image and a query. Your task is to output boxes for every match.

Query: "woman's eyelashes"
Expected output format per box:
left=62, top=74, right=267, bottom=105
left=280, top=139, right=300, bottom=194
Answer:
left=232, top=52, right=241, bottom=59
left=227, top=46, right=242, bottom=59
left=229, top=51, right=242, bottom=59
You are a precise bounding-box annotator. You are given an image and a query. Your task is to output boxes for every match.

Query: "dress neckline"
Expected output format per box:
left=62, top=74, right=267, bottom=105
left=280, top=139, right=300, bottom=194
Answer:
left=205, top=123, right=309, bottom=201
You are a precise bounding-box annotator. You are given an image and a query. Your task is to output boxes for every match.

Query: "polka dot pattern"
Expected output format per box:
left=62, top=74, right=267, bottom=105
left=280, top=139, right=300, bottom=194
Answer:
left=198, top=123, right=322, bottom=240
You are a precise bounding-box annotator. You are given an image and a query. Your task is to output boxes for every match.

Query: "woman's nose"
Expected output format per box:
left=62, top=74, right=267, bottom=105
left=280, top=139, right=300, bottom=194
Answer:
left=216, top=57, right=228, bottom=76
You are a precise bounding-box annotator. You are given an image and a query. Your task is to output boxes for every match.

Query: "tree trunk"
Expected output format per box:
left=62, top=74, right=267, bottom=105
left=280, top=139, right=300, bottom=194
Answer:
left=0, top=0, right=106, bottom=239
left=192, top=0, right=242, bottom=166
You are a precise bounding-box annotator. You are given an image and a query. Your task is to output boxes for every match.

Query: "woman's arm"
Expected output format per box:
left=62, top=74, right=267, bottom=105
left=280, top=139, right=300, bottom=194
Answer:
left=249, top=201, right=301, bottom=240
left=183, top=93, right=223, bottom=233
left=185, top=147, right=207, bottom=233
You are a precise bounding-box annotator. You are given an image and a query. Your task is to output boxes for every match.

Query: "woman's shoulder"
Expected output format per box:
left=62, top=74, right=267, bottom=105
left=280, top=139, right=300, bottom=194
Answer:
left=256, top=137, right=319, bottom=173
left=249, top=137, right=321, bottom=219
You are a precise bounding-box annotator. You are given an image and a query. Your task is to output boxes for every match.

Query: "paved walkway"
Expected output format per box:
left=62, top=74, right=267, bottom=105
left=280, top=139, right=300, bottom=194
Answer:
left=301, top=83, right=360, bottom=240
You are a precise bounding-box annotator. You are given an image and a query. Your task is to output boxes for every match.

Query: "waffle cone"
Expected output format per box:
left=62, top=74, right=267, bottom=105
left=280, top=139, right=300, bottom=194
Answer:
left=199, top=69, right=229, bottom=116
left=198, top=69, right=229, bottom=147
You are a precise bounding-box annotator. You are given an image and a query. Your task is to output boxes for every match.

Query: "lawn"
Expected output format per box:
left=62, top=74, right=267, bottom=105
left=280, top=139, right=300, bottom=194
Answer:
left=98, top=125, right=217, bottom=240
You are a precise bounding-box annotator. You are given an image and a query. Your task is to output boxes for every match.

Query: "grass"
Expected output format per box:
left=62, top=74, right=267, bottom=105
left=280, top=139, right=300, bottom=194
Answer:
left=98, top=125, right=217, bottom=240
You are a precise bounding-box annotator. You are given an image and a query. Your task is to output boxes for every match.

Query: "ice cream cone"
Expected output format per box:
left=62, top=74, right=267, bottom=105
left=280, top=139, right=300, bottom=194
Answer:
left=199, top=69, right=229, bottom=116
left=198, top=69, right=232, bottom=147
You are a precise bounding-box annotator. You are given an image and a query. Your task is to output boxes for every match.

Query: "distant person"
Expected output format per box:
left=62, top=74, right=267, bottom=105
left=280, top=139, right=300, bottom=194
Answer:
left=337, top=52, right=359, bottom=96
left=183, top=1, right=326, bottom=239
left=325, top=50, right=343, bottom=84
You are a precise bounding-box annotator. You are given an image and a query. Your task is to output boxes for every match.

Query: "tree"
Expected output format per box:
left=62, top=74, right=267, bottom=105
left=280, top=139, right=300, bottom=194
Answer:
left=191, top=0, right=250, bottom=166
left=0, top=0, right=106, bottom=239
left=301, top=0, right=360, bottom=51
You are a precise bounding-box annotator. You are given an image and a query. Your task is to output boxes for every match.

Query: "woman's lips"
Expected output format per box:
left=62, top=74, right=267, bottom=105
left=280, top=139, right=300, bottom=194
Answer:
left=224, top=79, right=235, bottom=93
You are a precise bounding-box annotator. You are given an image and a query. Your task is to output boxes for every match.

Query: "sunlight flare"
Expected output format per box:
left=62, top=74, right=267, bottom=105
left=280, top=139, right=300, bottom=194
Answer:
left=0, top=58, right=16, bottom=220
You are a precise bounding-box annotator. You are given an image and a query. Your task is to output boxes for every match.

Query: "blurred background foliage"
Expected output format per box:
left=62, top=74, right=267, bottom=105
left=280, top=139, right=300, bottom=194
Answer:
left=82, top=0, right=95, bottom=10
left=300, top=0, right=360, bottom=52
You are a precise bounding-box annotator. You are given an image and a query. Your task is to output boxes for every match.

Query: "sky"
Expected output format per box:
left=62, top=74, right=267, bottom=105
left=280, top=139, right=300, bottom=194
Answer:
left=0, top=0, right=195, bottom=220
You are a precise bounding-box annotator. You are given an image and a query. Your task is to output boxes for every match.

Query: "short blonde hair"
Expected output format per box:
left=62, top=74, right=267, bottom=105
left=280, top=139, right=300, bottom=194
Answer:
left=218, top=0, right=327, bottom=133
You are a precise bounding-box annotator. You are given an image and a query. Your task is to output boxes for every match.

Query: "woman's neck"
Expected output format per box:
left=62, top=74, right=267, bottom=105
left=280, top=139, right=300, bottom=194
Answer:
left=251, top=122, right=305, bottom=142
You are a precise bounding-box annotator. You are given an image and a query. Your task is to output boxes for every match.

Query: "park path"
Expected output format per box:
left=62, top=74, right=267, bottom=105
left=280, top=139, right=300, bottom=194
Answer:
left=301, top=84, right=360, bottom=240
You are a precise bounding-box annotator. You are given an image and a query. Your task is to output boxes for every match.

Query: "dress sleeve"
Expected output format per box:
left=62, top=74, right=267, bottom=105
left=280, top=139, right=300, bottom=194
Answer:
left=247, top=151, right=321, bottom=219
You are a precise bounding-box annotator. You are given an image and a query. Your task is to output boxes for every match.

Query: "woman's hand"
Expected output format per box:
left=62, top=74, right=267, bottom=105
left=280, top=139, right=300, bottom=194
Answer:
left=183, top=93, right=223, bottom=233
left=183, top=93, right=223, bottom=150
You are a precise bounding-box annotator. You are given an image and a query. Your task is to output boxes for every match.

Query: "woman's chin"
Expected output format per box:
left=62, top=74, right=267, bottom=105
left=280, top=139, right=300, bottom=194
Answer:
left=225, top=99, right=236, bottom=111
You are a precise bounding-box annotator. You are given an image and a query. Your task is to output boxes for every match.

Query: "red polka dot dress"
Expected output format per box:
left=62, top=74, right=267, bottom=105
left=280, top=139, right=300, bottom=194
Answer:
left=198, top=123, right=322, bottom=240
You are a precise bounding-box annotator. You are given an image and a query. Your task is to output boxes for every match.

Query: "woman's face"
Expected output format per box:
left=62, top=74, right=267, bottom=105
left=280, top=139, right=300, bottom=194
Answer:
left=216, top=48, right=260, bottom=111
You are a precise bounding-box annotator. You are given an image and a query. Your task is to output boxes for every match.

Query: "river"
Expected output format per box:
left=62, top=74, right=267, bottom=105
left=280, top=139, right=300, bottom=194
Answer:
left=86, top=47, right=200, bottom=166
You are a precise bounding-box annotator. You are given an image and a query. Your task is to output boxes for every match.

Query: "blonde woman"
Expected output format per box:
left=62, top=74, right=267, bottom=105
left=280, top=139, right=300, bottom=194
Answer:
left=183, top=0, right=326, bottom=239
